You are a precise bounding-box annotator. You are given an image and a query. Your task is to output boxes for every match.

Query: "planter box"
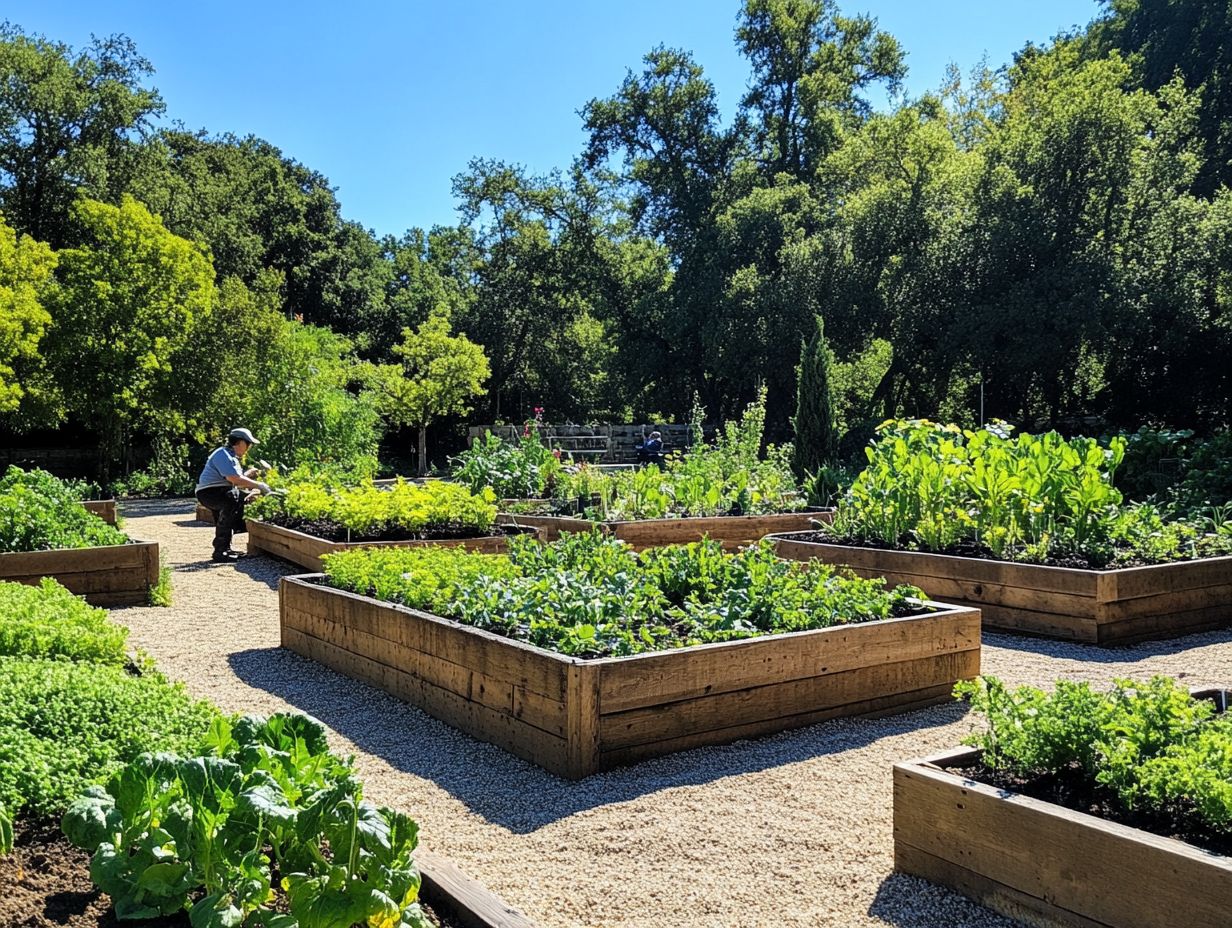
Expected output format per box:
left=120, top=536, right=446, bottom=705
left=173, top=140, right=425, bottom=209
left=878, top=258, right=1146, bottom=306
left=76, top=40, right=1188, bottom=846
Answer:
left=280, top=575, right=980, bottom=778
left=894, top=720, right=1232, bottom=928
left=250, top=520, right=540, bottom=572
left=497, top=510, right=832, bottom=551
left=195, top=502, right=215, bottom=524
left=0, top=540, right=159, bottom=607
left=197, top=481, right=409, bottom=526
left=771, top=534, right=1232, bottom=645
left=417, top=849, right=537, bottom=928
left=81, top=499, right=117, bottom=525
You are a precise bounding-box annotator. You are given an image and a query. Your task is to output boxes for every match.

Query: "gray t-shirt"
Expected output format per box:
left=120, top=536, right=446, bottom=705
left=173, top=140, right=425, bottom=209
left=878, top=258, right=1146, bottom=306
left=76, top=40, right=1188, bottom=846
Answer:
left=196, top=446, right=243, bottom=492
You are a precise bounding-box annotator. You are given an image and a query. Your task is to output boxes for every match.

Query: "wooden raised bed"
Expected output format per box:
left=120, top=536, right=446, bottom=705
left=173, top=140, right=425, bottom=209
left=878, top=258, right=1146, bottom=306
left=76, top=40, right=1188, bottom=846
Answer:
left=81, top=498, right=117, bottom=524
left=894, top=716, right=1232, bottom=928
left=250, top=520, right=540, bottom=572
left=496, top=510, right=832, bottom=551
left=195, top=501, right=215, bottom=524
left=771, top=534, right=1232, bottom=645
left=417, top=849, right=537, bottom=928
left=0, top=540, right=159, bottom=607
left=280, top=574, right=980, bottom=778
left=197, top=480, right=409, bottom=525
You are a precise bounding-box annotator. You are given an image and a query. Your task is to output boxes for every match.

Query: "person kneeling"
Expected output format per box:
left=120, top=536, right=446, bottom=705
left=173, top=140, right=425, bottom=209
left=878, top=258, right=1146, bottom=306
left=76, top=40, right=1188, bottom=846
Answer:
left=195, top=428, right=271, bottom=562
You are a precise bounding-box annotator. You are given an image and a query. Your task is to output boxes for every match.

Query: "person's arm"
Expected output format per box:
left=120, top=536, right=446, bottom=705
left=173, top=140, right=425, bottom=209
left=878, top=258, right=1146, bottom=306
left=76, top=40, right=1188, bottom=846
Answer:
left=225, top=473, right=270, bottom=492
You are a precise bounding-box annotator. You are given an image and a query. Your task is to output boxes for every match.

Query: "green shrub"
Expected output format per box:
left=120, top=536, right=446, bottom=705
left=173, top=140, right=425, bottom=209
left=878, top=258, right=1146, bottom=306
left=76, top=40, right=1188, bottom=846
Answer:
left=0, top=465, right=128, bottom=552
left=324, top=532, right=925, bottom=658
left=453, top=428, right=563, bottom=499
left=0, top=656, right=216, bottom=818
left=0, top=578, right=129, bottom=663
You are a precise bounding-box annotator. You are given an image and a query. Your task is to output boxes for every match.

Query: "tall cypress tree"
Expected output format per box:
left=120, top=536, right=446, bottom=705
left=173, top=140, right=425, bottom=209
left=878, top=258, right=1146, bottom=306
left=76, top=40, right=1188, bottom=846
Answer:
left=792, top=314, right=838, bottom=478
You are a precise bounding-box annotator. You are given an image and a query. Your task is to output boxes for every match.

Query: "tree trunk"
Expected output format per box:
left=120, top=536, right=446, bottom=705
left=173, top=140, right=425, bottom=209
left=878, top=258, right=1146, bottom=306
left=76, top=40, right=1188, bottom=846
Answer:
left=417, top=425, right=428, bottom=476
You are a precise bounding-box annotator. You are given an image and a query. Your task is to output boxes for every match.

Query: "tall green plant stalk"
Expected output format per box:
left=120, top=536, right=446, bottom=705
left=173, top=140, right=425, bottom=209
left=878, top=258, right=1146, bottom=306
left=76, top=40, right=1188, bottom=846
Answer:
left=792, top=315, right=839, bottom=480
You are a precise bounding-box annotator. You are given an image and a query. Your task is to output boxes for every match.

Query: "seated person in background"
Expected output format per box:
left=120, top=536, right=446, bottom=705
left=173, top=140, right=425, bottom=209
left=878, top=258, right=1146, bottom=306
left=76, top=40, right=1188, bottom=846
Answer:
left=636, top=430, right=666, bottom=467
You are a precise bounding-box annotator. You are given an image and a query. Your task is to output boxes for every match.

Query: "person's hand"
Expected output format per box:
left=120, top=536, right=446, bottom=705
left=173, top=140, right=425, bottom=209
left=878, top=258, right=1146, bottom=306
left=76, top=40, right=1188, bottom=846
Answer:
left=256, top=481, right=272, bottom=495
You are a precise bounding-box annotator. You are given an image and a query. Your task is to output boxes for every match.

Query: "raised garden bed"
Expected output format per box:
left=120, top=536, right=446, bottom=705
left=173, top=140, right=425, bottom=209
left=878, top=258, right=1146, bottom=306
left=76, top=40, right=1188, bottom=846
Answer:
left=79, top=499, right=116, bottom=525
left=771, top=533, right=1232, bottom=645
left=893, top=702, right=1232, bottom=928
left=497, top=510, right=832, bottom=551
left=280, top=574, right=980, bottom=778
left=0, top=540, right=159, bottom=607
left=194, top=501, right=215, bottom=524
left=251, top=520, right=541, bottom=571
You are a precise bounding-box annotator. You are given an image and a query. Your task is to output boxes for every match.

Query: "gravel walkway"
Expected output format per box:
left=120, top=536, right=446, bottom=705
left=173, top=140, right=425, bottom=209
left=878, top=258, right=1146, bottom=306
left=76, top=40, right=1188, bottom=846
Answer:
left=113, top=500, right=1232, bottom=928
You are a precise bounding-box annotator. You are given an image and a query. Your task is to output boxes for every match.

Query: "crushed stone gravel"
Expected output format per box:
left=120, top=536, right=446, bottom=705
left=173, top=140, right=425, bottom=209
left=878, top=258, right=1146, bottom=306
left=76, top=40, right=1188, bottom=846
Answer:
left=110, top=499, right=1232, bottom=928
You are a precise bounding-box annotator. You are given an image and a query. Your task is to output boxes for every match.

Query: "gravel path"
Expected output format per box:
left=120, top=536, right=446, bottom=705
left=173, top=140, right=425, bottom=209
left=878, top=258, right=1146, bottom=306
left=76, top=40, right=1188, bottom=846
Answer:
left=113, top=500, right=1232, bottom=928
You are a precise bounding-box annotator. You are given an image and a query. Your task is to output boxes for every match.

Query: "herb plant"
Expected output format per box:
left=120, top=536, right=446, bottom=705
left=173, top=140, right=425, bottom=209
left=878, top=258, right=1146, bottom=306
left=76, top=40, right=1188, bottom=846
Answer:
left=0, top=578, right=129, bottom=663
left=957, top=676, right=1232, bottom=840
left=249, top=475, right=498, bottom=539
left=63, top=713, right=431, bottom=928
left=323, top=532, right=926, bottom=658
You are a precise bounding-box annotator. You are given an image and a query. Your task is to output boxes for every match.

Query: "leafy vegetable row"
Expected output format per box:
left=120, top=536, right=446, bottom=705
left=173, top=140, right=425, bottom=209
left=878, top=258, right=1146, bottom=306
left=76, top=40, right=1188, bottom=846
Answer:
left=323, top=532, right=926, bottom=658
left=829, top=420, right=1232, bottom=567
left=0, top=465, right=128, bottom=552
left=249, top=474, right=497, bottom=538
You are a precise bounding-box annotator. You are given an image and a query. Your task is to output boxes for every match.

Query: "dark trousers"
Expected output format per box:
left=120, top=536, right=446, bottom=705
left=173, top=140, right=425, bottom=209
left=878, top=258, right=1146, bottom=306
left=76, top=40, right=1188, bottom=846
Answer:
left=196, top=485, right=246, bottom=555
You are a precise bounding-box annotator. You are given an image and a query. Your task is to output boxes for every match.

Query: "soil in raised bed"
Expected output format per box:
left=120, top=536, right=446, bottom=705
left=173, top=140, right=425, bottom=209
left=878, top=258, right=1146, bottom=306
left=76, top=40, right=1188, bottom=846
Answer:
left=786, top=531, right=1165, bottom=570
left=1, top=817, right=460, bottom=928
left=948, top=762, right=1232, bottom=857
left=256, top=515, right=527, bottom=544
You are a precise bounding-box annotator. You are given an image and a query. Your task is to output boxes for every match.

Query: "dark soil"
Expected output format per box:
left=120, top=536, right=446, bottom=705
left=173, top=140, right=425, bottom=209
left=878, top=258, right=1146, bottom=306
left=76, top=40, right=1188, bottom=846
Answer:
left=259, top=515, right=527, bottom=544
left=949, top=763, right=1232, bottom=858
left=782, top=531, right=1159, bottom=570
left=0, top=818, right=457, bottom=928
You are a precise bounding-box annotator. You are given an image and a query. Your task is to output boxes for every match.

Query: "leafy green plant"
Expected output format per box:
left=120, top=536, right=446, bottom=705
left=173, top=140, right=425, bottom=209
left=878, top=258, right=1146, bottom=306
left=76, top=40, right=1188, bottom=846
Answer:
left=0, top=656, right=216, bottom=820
left=829, top=420, right=1232, bottom=567
left=0, top=578, right=129, bottom=663
left=0, top=465, right=128, bottom=552
left=148, top=563, right=173, bottom=607
left=63, top=712, right=431, bottom=927
left=324, top=532, right=925, bottom=658
left=249, top=474, right=497, bottom=539
left=0, top=801, right=12, bottom=856
left=452, top=428, right=564, bottom=499
left=958, top=675, right=1232, bottom=839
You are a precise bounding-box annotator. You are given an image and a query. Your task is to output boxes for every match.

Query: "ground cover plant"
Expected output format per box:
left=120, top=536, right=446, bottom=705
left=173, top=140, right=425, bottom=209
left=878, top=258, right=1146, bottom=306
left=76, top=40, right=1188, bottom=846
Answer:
left=0, top=578, right=129, bottom=663
left=957, top=676, right=1232, bottom=854
left=323, top=532, right=926, bottom=658
left=62, top=712, right=433, bottom=927
left=0, top=466, right=128, bottom=553
left=824, top=420, right=1232, bottom=568
left=248, top=473, right=498, bottom=542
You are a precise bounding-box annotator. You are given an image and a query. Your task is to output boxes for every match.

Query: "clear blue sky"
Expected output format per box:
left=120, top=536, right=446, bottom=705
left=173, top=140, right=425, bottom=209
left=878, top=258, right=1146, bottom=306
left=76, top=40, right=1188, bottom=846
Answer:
left=6, top=1, right=1102, bottom=238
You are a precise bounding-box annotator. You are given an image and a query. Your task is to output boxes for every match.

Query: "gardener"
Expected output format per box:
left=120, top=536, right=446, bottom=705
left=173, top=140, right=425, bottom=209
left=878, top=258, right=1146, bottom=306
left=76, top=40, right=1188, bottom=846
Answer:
left=195, top=428, right=271, bottom=562
left=636, top=430, right=666, bottom=467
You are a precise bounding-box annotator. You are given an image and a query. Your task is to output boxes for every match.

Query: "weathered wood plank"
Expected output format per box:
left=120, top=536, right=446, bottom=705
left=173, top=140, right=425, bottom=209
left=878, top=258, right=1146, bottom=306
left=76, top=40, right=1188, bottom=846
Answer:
left=599, top=649, right=979, bottom=750
left=599, top=681, right=958, bottom=770
left=894, top=753, right=1232, bottom=928
left=0, top=540, right=158, bottom=606
left=81, top=499, right=117, bottom=524
left=565, top=663, right=601, bottom=779
left=417, top=849, right=539, bottom=928
left=598, top=606, right=979, bottom=713
left=1099, top=555, right=1232, bottom=602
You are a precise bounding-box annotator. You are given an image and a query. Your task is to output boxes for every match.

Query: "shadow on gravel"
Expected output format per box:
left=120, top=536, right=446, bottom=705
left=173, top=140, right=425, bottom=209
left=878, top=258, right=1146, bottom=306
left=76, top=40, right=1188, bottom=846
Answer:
left=868, top=872, right=1020, bottom=928
left=118, top=498, right=196, bottom=518
left=983, top=627, right=1232, bottom=666
left=228, top=642, right=969, bottom=833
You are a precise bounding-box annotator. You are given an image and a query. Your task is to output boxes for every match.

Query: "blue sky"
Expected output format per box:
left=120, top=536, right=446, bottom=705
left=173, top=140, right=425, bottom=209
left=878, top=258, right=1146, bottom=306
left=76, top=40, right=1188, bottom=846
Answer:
left=6, top=1, right=1102, bottom=238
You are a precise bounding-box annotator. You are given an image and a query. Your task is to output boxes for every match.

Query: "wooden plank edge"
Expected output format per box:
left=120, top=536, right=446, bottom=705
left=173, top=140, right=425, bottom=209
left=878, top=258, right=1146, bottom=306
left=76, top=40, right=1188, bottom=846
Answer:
left=418, top=849, right=539, bottom=928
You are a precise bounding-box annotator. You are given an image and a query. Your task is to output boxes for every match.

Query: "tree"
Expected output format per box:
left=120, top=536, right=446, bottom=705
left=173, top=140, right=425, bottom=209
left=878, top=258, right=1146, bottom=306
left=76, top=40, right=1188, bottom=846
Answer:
left=792, top=314, right=838, bottom=478
left=379, top=314, right=490, bottom=475
left=44, top=195, right=213, bottom=478
left=0, top=213, right=56, bottom=413
left=0, top=26, right=163, bottom=246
